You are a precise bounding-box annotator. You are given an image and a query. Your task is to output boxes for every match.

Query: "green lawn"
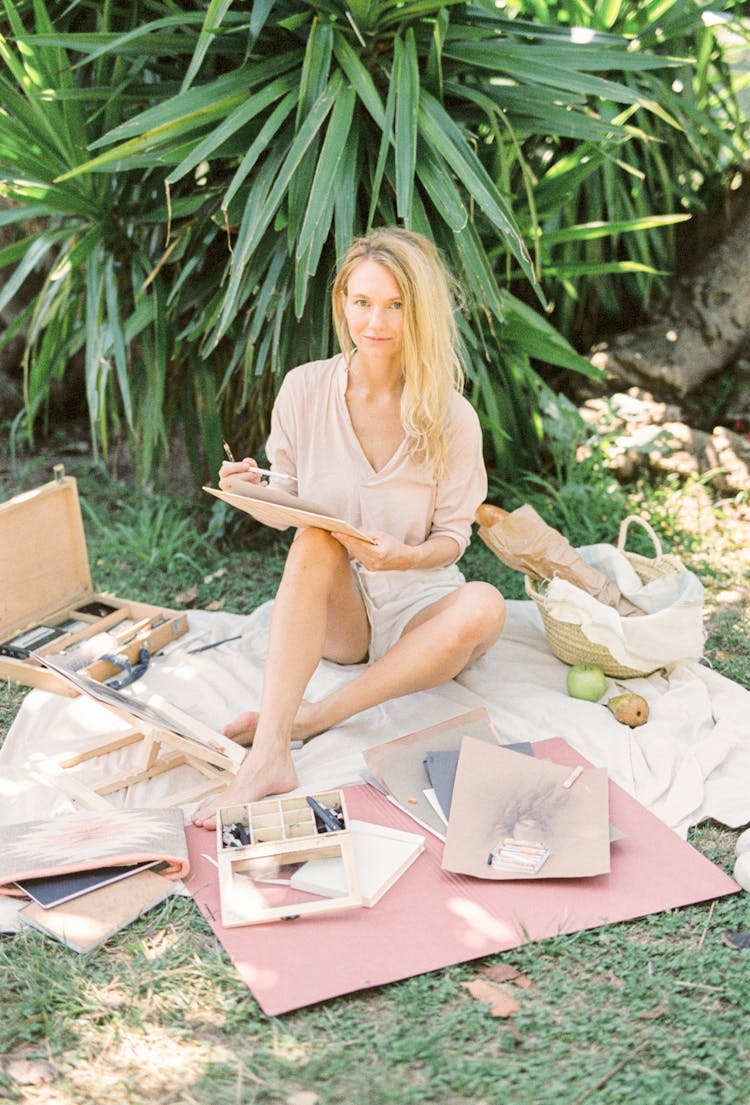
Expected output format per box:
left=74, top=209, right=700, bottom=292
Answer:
left=1, top=454, right=749, bottom=1105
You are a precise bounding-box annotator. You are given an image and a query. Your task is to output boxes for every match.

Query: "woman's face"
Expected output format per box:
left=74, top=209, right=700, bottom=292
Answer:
left=341, top=259, right=405, bottom=366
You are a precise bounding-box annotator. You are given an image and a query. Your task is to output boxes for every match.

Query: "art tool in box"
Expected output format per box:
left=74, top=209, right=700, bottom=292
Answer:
left=0, top=468, right=188, bottom=695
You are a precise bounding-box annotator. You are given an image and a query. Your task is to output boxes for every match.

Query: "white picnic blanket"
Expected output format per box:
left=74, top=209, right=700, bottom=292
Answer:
left=1, top=597, right=749, bottom=929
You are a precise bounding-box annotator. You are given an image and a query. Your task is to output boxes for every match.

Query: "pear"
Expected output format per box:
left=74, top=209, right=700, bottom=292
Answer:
left=607, top=692, right=649, bottom=727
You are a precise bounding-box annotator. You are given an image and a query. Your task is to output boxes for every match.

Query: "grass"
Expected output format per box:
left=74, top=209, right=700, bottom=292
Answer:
left=1, top=447, right=749, bottom=1105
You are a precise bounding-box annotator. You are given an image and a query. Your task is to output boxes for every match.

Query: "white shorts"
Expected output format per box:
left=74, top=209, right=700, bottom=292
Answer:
left=353, top=563, right=465, bottom=662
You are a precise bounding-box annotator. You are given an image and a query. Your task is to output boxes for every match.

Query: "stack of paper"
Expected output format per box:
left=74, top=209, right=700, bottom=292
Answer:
left=362, top=707, right=503, bottom=839
left=362, top=708, right=612, bottom=881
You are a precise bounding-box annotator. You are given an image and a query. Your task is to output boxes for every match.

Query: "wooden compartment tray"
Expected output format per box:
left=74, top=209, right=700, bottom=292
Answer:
left=215, top=790, right=362, bottom=926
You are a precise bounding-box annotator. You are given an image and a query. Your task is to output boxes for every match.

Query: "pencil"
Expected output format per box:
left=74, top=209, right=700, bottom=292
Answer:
left=222, top=442, right=297, bottom=483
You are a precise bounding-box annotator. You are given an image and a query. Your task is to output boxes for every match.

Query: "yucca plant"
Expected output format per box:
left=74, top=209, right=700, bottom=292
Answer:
left=1, top=0, right=742, bottom=483
left=505, top=0, right=750, bottom=345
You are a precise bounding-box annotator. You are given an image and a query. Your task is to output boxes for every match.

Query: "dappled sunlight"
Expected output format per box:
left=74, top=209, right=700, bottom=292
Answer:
left=570, top=27, right=596, bottom=44
left=447, top=895, right=519, bottom=948
left=0, top=770, right=38, bottom=798
left=270, top=1028, right=311, bottom=1065
left=170, top=662, right=204, bottom=684
left=63, top=1021, right=235, bottom=1102
left=3, top=1022, right=240, bottom=1105
left=717, top=586, right=750, bottom=605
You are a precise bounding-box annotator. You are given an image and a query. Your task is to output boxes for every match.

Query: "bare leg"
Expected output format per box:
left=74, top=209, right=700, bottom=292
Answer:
left=191, top=529, right=369, bottom=827
left=221, top=581, right=506, bottom=746
left=299, top=580, right=506, bottom=737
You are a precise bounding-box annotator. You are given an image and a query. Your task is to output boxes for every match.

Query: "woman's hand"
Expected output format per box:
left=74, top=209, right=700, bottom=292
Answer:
left=330, top=530, right=417, bottom=572
left=218, top=458, right=262, bottom=491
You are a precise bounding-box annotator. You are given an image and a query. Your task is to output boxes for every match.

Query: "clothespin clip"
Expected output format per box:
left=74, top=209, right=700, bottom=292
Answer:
left=103, top=646, right=151, bottom=689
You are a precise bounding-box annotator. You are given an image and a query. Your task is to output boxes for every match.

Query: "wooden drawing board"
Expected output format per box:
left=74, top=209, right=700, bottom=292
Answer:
left=204, top=484, right=375, bottom=543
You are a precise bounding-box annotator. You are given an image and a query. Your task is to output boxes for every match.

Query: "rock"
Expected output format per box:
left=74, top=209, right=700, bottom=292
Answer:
left=733, top=853, right=750, bottom=893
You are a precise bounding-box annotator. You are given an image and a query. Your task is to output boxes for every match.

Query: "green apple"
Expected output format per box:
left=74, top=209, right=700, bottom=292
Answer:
left=566, top=663, right=607, bottom=702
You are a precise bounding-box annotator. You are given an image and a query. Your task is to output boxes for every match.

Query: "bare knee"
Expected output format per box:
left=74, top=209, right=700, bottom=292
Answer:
left=458, top=581, right=506, bottom=652
left=283, top=527, right=350, bottom=578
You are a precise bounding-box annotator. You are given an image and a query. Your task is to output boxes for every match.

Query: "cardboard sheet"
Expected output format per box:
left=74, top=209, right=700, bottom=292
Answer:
left=442, top=738, right=611, bottom=880
left=424, top=742, right=533, bottom=820
left=185, top=738, right=739, bottom=1016
left=363, top=707, right=502, bottom=838
left=21, top=869, right=174, bottom=953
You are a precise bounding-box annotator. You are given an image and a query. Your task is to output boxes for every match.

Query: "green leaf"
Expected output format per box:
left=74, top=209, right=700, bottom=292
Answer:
left=366, top=59, right=398, bottom=232
left=418, top=90, right=538, bottom=292
left=221, top=73, right=341, bottom=314
left=541, top=213, right=691, bottom=246
left=166, top=73, right=297, bottom=184
left=103, top=253, right=133, bottom=428
left=332, top=29, right=385, bottom=129
left=415, top=141, right=468, bottom=233
left=221, top=90, right=298, bottom=214
left=394, top=28, right=419, bottom=223
left=180, top=0, right=235, bottom=94
left=296, top=83, right=357, bottom=265
left=0, top=235, right=57, bottom=314
left=89, top=57, right=299, bottom=147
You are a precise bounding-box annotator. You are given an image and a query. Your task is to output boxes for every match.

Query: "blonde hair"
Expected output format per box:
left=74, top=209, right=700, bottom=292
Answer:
left=331, top=227, right=464, bottom=476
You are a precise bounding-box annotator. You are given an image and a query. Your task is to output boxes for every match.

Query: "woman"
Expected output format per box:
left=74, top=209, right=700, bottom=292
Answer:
left=192, top=227, right=506, bottom=828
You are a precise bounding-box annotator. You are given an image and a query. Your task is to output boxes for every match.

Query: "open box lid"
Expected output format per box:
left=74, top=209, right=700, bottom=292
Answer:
left=0, top=472, right=93, bottom=637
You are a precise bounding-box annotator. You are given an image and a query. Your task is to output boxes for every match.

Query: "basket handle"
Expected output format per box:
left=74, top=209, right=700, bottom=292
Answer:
left=617, top=515, right=662, bottom=560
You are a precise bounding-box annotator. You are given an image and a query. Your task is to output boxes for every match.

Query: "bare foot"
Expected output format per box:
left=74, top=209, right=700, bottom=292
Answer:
left=223, top=700, right=326, bottom=746
left=222, top=711, right=260, bottom=747
left=191, top=746, right=299, bottom=831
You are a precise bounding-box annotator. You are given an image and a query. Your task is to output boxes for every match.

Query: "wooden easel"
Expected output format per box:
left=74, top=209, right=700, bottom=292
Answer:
left=55, top=723, right=240, bottom=810
left=27, top=672, right=246, bottom=811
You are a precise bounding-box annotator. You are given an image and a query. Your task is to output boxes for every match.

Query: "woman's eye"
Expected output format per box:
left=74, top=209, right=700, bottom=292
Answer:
left=390, top=301, right=403, bottom=311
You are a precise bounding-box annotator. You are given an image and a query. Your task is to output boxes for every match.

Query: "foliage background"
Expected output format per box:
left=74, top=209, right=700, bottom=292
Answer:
left=1, top=0, right=748, bottom=487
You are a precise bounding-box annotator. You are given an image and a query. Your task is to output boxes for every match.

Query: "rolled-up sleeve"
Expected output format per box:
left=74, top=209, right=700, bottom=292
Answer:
left=265, top=373, right=299, bottom=484
left=429, top=396, right=487, bottom=558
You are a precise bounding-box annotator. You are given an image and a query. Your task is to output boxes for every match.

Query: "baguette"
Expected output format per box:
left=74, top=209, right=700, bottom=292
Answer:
left=475, top=502, right=510, bottom=527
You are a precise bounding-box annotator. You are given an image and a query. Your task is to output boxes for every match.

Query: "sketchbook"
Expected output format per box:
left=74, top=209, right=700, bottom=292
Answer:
left=17, top=860, right=163, bottom=909
left=0, top=807, right=189, bottom=899
left=204, top=478, right=374, bottom=543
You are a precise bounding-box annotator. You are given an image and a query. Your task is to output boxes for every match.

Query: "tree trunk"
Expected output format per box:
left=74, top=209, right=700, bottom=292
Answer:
left=589, top=194, right=750, bottom=396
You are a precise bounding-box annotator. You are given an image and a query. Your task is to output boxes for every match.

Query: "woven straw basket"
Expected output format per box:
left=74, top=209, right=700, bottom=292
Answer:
left=525, top=515, right=687, bottom=679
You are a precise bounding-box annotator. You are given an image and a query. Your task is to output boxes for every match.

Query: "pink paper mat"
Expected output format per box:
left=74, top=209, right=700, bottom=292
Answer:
left=184, top=738, right=739, bottom=1016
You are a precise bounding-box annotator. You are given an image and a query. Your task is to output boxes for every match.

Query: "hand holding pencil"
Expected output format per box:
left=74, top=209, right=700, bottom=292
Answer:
left=219, top=441, right=296, bottom=491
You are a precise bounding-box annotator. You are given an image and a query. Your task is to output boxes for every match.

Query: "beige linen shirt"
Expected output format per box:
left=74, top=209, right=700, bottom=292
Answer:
left=265, top=354, right=487, bottom=560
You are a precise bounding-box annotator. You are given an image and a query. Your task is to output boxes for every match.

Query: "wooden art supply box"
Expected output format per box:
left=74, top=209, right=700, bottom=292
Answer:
left=0, top=469, right=188, bottom=695
left=216, top=790, right=361, bottom=926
